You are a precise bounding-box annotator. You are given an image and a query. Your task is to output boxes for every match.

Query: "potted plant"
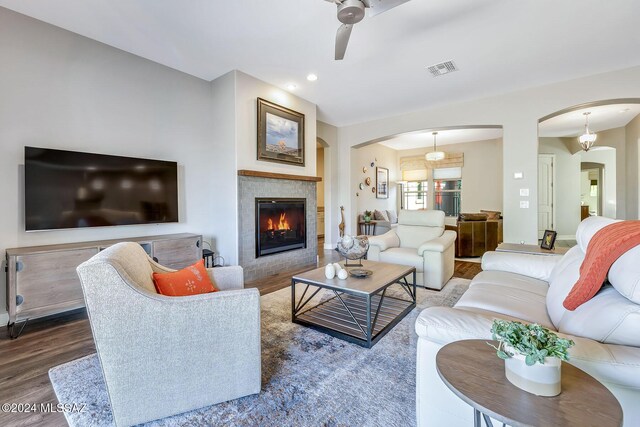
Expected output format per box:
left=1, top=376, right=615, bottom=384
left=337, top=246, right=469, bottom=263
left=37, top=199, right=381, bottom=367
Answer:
left=363, top=210, right=373, bottom=223
left=489, top=319, right=575, bottom=396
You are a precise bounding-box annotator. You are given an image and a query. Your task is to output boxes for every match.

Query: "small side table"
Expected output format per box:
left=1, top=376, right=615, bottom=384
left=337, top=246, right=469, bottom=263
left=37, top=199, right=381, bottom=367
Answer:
left=359, top=220, right=377, bottom=236
left=435, top=339, right=622, bottom=427
left=496, top=243, right=569, bottom=256
left=202, top=249, right=223, bottom=268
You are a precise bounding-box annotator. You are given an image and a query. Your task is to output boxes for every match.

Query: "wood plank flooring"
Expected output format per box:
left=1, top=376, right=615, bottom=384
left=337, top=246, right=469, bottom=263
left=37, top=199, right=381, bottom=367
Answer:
left=0, top=242, right=482, bottom=427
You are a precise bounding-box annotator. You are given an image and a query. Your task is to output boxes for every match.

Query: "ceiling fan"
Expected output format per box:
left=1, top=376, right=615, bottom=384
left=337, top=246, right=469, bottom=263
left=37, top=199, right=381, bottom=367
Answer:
left=325, top=0, right=411, bottom=60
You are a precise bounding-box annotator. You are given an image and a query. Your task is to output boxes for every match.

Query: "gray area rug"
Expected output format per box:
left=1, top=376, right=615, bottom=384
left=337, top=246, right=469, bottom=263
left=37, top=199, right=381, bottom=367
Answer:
left=49, top=278, right=470, bottom=427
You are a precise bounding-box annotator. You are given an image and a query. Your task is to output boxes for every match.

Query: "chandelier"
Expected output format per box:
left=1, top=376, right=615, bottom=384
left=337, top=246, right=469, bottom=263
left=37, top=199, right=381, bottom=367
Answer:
left=425, top=132, right=445, bottom=161
left=579, top=112, right=597, bottom=152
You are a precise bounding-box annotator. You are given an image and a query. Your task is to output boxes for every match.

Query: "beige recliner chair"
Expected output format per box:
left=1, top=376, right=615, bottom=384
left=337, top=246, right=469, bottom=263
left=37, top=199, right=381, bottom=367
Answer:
left=367, top=210, right=456, bottom=290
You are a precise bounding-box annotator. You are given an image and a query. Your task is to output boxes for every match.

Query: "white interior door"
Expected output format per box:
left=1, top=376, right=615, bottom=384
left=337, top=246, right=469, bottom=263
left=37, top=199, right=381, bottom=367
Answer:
left=538, top=154, right=555, bottom=239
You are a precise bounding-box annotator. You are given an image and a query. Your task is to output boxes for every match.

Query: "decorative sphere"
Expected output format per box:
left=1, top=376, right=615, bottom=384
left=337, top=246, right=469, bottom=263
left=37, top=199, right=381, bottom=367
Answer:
left=337, top=269, right=348, bottom=280
left=336, top=235, right=369, bottom=260
left=341, top=234, right=354, bottom=249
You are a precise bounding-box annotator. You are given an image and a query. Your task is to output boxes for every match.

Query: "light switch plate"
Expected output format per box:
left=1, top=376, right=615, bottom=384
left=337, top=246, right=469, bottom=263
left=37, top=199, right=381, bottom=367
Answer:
left=514, top=172, right=524, bottom=179
left=520, top=188, right=530, bottom=197
left=520, top=200, right=529, bottom=209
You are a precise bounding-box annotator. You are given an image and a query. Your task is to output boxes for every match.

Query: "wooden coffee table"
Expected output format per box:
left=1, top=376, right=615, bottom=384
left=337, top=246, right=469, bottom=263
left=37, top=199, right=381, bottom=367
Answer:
left=291, top=260, right=416, bottom=348
left=436, top=340, right=623, bottom=427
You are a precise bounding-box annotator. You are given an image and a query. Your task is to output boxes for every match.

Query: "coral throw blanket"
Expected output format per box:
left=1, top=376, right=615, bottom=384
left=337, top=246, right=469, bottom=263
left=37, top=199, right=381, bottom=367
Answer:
left=564, top=220, right=640, bottom=310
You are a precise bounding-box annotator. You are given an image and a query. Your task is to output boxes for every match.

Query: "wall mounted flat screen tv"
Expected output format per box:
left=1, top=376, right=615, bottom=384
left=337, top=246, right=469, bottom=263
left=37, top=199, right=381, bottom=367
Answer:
left=25, top=147, right=178, bottom=231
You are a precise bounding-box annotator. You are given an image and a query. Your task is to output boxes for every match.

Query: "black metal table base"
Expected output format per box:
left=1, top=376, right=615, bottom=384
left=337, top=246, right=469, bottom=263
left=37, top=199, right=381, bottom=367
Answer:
left=291, top=271, right=416, bottom=348
left=474, top=409, right=506, bottom=427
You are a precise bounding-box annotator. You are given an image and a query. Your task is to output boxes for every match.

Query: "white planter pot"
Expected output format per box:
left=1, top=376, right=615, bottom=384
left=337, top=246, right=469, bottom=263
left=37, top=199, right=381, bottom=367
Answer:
left=504, top=353, right=562, bottom=396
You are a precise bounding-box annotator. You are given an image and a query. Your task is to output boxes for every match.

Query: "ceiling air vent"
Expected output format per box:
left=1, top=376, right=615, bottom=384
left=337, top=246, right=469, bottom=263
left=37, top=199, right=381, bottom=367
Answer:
left=427, top=60, right=458, bottom=77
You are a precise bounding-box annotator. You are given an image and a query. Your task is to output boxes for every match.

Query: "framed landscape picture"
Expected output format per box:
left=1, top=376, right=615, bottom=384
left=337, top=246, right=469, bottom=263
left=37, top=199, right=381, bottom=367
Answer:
left=376, top=167, right=389, bottom=199
left=257, top=98, right=305, bottom=166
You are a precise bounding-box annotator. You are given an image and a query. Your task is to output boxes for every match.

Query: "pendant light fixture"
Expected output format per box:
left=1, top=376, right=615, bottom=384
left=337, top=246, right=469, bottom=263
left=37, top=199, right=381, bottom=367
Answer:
left=579, top=112, right=597, bottom=152
left=425, top=131, right=445, bottom=161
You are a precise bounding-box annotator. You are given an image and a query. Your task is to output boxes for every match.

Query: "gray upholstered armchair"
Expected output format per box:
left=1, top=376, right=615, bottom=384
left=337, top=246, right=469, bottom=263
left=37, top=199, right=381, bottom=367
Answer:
left=76, top=242, right=261, bottom=426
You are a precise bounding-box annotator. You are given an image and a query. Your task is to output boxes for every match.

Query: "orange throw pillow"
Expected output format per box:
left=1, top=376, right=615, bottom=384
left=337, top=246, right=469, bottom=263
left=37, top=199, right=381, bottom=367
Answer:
left=563, top=220, right=640, bottom=310
left=152, top=259, right=218, bottom=296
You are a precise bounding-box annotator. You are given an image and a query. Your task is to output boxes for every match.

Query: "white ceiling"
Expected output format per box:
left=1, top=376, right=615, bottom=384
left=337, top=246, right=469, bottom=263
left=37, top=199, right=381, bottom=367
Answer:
left=538, top=103, right=640, bottom=137
left=2, top=0, right=640, bottom=127
left=377, top=127, right=503, bottom=150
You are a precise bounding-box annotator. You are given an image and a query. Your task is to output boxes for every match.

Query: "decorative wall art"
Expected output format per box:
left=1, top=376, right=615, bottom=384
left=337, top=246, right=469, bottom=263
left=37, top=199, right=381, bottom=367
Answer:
left=257, top=98, right=305, bottom=166
left=365, top=177, right=371, bottom=186
left=540, top=230, right=557, bottom=250
left=376, top=167, right=389, bottom=199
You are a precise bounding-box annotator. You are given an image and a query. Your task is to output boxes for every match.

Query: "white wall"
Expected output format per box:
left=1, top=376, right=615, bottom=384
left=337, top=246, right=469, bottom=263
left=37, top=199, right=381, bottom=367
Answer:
left=539, top=137, right=618, bottom=237
left=581, top=148, right=617, bottom=219
left=0, top=9, right=218, bottom=319
left=228, top=70, right=318, bottom=261
left=235, top=71, right=317, bottom=177
left=626, top=114, right=640, bottom=219
left=209, top=71, right=238, bottom=264
left=316, top=146, right=325, bottom=237
left=337, top=66, right=640, bottom=242
left=539, top=138, right=581, bottom=237
left=580, top=171, right=597, bottom=215
left=352, top=144, right=399, bottom=217
left=317, top=121, right=339, bottom=248
left=316, top=147, right=325, bottom=208
left=584, top=127, right=626, bottom=219
left=397, top=138, right=503, bottom=214
left=0, top=10, right=323, bottom=321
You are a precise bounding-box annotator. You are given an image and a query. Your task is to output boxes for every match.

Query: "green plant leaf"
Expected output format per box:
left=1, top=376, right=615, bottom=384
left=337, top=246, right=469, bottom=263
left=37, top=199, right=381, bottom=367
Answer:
left=525, top=354, right=536, bottom=366
left=497, top=350, right=510, bottom=360
left=490, top=319, right=574, bottom=365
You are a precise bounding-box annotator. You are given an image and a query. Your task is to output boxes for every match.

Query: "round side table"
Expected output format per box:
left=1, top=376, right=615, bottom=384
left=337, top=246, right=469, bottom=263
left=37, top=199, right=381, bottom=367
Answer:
left=435, top=339, right=623, bottom=427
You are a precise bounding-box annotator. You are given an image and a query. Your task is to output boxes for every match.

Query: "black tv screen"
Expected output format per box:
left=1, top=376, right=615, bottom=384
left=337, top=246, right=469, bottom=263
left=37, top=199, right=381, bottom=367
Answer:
left=25, top=147, right=178, bottom=231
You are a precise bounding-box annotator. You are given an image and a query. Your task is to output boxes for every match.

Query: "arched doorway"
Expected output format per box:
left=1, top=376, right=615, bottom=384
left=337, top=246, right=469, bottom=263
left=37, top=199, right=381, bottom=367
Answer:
left=538, top=98, right=640, bottom=241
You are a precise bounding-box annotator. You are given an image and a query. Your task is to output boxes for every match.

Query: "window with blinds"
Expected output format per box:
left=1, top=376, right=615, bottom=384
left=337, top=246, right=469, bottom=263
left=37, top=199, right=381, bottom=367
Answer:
left=401, top=181, right=428, bottom=210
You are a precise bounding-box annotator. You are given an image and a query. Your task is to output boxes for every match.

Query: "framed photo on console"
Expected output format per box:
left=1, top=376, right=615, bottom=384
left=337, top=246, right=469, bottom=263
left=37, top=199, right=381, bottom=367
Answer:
left=257, top=98, right=305, bottom=166
left=376, top=167, right=389, bottom=199
left=540, top=229, right=557, bottom=250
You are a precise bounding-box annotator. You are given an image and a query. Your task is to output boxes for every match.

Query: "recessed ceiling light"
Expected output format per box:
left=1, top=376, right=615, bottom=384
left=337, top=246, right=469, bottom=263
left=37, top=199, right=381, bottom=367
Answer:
left=307, top=74, right=318, bottom=82
left=286, top=83, right=297, bottom=91
left=620, top=108, right=630, bottom=113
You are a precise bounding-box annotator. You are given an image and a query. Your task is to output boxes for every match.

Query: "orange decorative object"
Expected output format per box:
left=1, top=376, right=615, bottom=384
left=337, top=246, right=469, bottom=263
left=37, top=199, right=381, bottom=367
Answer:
left=563, top=221, right=640, bottom=310
left=153, top=259, right=218, bottom=297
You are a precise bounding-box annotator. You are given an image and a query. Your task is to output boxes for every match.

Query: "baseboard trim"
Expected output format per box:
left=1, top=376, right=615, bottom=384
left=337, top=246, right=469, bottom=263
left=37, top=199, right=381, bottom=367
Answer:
left=0, top=312, right=8, bottom=325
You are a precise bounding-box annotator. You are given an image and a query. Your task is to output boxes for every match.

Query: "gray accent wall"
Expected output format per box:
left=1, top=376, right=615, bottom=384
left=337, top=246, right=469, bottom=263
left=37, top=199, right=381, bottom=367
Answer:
left=0, top=8, right=321, bottom=321
left=0, top=8, right=215, bottom=320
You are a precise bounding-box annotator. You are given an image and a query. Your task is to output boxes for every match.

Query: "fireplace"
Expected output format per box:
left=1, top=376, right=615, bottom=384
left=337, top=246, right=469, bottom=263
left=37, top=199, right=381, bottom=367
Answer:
left=256, top=198, right=306, bottom=257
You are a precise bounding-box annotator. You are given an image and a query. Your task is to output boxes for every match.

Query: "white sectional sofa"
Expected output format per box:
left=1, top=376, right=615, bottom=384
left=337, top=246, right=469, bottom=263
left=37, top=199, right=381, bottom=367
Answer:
left=415, top=216, right=640, bottom=426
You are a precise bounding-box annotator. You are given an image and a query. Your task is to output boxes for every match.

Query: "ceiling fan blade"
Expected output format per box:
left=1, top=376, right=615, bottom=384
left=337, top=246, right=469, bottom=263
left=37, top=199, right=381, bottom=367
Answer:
left=324, top=0, right=342, bottom=4
left=367, top=0, right=410, bottom=17
left=335, top=23, right=353, bottom=60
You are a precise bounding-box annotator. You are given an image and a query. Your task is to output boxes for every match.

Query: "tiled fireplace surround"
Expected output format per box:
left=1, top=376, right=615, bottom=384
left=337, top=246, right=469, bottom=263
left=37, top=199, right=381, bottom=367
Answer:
left=238, top=172, right=318, bottom=282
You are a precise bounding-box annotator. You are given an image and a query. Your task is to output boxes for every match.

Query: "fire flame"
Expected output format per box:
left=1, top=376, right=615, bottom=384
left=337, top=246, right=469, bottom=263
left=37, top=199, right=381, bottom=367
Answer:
left=267, top=213, right=290, bottom=231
